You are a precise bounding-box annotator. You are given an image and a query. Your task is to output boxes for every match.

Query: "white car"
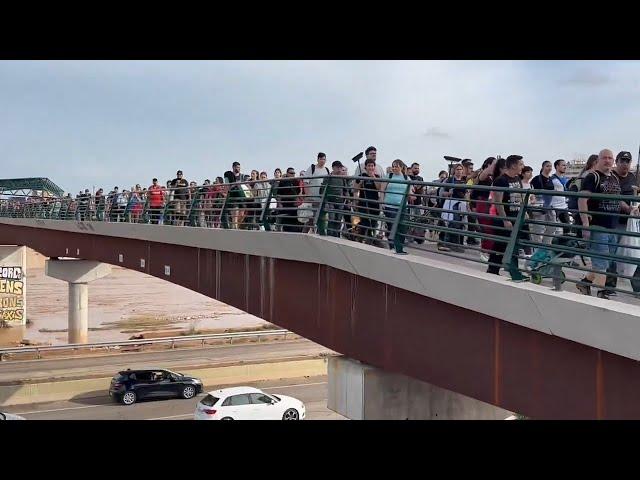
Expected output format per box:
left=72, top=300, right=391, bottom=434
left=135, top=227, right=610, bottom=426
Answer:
left=194, top=386, right=305, bottom=420
left=0, top=412, right=25, bottom=420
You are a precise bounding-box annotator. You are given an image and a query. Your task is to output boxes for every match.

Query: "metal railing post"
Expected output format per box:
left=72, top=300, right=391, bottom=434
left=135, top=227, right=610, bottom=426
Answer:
left=314, top=178, right=330, bottom=236
left=141, top=194, right=150, bottom=224
left=219, top=191, right=231, bottom=229
left=161, top=193, right=172, bottom=226
left=502, top=192, right=530, bottom=279
left=259, top=181, right=275, bottom=231
left=187, top=189, right=200, bottom=227
left=124, top=195, right=133, bottom=223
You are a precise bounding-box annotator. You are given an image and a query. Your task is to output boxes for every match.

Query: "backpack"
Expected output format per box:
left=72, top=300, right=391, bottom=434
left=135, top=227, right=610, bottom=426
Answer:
left=551, top=173, right=568, bottom=190
left=310, top=164, right=330, bottom=175
left=388, top=172, right=409, bottom=181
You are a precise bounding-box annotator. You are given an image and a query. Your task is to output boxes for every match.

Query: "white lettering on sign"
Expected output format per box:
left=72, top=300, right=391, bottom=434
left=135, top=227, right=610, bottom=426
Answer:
left=119, top=254, right=124, bottom=263
left=140, top=259, right=145, bottom=268
left=0, top=267, right=22, bottom=280
left=164, top=265, right=170, bottom=276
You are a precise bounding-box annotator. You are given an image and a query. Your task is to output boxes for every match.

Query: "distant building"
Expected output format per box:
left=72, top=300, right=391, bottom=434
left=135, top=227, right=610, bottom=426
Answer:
left=566, top=157, right=640, bottom=178
left=565, top=159, right=587, bottom=178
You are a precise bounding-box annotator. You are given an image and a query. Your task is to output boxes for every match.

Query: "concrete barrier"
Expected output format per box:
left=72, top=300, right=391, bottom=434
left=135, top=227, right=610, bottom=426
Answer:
left=0, top=357, right=328, bottom=407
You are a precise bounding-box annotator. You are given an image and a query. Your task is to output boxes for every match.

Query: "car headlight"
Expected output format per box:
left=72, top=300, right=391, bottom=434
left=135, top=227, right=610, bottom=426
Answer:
left=193, top=379, right=202, bottom=384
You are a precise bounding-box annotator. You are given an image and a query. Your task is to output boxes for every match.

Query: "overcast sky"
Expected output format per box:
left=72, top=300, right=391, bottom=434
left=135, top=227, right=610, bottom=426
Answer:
left=1, top=60, right=639, bottom=194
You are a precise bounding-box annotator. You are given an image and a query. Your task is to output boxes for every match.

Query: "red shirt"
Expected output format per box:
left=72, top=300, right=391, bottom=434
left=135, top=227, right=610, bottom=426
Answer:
left=148, top=185, right=165, bottom=207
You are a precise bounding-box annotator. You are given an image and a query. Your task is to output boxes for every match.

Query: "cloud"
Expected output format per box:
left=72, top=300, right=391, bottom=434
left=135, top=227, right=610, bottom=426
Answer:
left=424, top=127, right=451, bottom=139
left=562, top=70, right=611, bottom=87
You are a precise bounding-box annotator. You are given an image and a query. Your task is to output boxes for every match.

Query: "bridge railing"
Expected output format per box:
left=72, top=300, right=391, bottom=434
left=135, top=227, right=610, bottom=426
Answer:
left=2, top=175, right=640, bottom=301
left=0, top=329, right=292, bottom=360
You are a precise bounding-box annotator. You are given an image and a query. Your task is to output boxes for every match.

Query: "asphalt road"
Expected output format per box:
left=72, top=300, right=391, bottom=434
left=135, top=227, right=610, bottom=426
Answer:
left=1, top=376, right=344, bottom=420
left=0, top=339, right=333, bottom=384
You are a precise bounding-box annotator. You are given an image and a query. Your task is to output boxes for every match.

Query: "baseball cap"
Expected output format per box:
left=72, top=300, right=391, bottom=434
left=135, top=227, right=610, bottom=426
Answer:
left=332, top=160, right=344, bottom=168
left=462, top=159, right=474, bottom=167
left=616, top=151, right=632, bottom=162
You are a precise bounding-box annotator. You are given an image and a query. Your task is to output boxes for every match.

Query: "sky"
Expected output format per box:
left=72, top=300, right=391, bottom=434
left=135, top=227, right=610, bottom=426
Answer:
left=1, top=60, right=640, bottom=194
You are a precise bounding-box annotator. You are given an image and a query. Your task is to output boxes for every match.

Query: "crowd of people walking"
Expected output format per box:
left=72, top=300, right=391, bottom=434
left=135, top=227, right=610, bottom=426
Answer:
left=3, top=146, right=639, bottom=300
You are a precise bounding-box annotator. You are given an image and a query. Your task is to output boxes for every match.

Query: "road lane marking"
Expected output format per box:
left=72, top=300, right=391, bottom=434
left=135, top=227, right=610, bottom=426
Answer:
left=262, top=382, right=326, bottom=390
left=15, top=403, right=110, bottom=415
left=148, top=413, right=194, bottom=420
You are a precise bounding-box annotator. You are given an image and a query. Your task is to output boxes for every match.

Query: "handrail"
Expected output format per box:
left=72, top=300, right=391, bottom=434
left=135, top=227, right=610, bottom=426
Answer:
left=0, top=329, right=291, bottom=358
left=3, top=173, right=640, bottom=301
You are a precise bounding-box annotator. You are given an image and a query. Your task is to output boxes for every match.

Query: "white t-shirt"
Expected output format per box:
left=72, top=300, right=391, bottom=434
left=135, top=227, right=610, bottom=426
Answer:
left=550, top=175, right=568, bottom=209
left=305, top=163, right=330, bottom=199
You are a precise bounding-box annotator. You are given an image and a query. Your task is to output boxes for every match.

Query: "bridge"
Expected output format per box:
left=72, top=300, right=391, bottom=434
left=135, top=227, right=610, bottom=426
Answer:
left=2, top=175, right=640, bottom=419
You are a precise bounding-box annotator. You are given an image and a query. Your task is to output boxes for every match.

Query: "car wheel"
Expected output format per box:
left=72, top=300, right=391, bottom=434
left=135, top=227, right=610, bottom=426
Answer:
left=282, top=408, right=299, bottom=421
left=221, top=417, right=233, bottom=420
left=181, top=385, right=196, bottom=399
left=122, top=391, right=137, bottom=406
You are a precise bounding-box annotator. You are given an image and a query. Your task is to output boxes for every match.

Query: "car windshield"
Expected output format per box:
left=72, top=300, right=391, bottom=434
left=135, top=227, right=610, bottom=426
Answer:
left=0, top=412, right=6, bottom=420
left=200, top=395, right=220, bottom=407
left=113, top=374, right=127, bottom=382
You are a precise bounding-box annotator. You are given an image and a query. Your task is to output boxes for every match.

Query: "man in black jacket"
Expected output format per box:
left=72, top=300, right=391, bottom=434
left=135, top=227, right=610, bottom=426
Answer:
left=276, top=167, right=302, bottom=232
left=170, top=170, right=189, bottom=226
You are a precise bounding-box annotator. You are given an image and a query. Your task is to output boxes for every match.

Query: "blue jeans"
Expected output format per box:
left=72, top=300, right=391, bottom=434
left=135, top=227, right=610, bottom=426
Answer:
left=590, top=231, right=618, bottom=273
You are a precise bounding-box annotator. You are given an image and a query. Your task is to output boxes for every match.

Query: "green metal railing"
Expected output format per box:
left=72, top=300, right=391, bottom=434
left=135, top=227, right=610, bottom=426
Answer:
left=2, top=174, right=640, bottom=301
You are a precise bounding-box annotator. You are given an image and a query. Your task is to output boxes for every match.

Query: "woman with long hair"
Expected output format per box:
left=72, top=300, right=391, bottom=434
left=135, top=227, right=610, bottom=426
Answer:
left=471, top=157, right=500, bottom=258
left=529, top=161, right=554, bottom=247
left=568, top=154, right=599, bottom=235
left=380, top=159, right=412, bottom=253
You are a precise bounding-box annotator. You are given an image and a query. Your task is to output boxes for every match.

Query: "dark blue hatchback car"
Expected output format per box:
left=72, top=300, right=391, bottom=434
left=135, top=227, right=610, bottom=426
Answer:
left=109, top=368, right=203, bottom=405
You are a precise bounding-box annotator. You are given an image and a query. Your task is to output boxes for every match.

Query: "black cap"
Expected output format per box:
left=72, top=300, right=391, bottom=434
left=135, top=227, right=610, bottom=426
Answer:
left=617, top=151, right=632, bottom=162
left=332, top=160, right=344, bottom=168
left=506, top=155, right=523, bottom=161
left=462, top=159, right=473, bottom=166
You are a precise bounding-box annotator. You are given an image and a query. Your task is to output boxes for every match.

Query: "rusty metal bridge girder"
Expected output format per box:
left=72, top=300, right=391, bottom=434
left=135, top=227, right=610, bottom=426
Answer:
left=2, top=222, right=640, bottom=419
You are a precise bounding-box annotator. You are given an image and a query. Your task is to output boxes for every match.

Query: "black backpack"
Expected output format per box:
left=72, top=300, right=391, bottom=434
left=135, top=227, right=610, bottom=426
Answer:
left=388, top=172, right=409, bottom=181
left=311, top=164, right=330, bottom=175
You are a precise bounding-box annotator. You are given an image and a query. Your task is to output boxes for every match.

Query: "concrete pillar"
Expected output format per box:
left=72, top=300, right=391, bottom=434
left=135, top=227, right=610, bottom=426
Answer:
left=45, top=259, right=111, bottom=344
left=328, top=356, right=513, bottom=420
left=68, top=283, right=89, bottom=344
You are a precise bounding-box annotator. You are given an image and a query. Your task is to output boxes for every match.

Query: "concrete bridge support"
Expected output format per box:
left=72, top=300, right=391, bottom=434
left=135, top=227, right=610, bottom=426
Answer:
left=45, top=259, right=112, bottom=344
left=328, top=356, right=513, bottom=420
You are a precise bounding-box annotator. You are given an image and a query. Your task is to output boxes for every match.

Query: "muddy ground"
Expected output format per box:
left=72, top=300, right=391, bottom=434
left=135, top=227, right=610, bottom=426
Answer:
left=0, top=261, right=266, bottom=346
